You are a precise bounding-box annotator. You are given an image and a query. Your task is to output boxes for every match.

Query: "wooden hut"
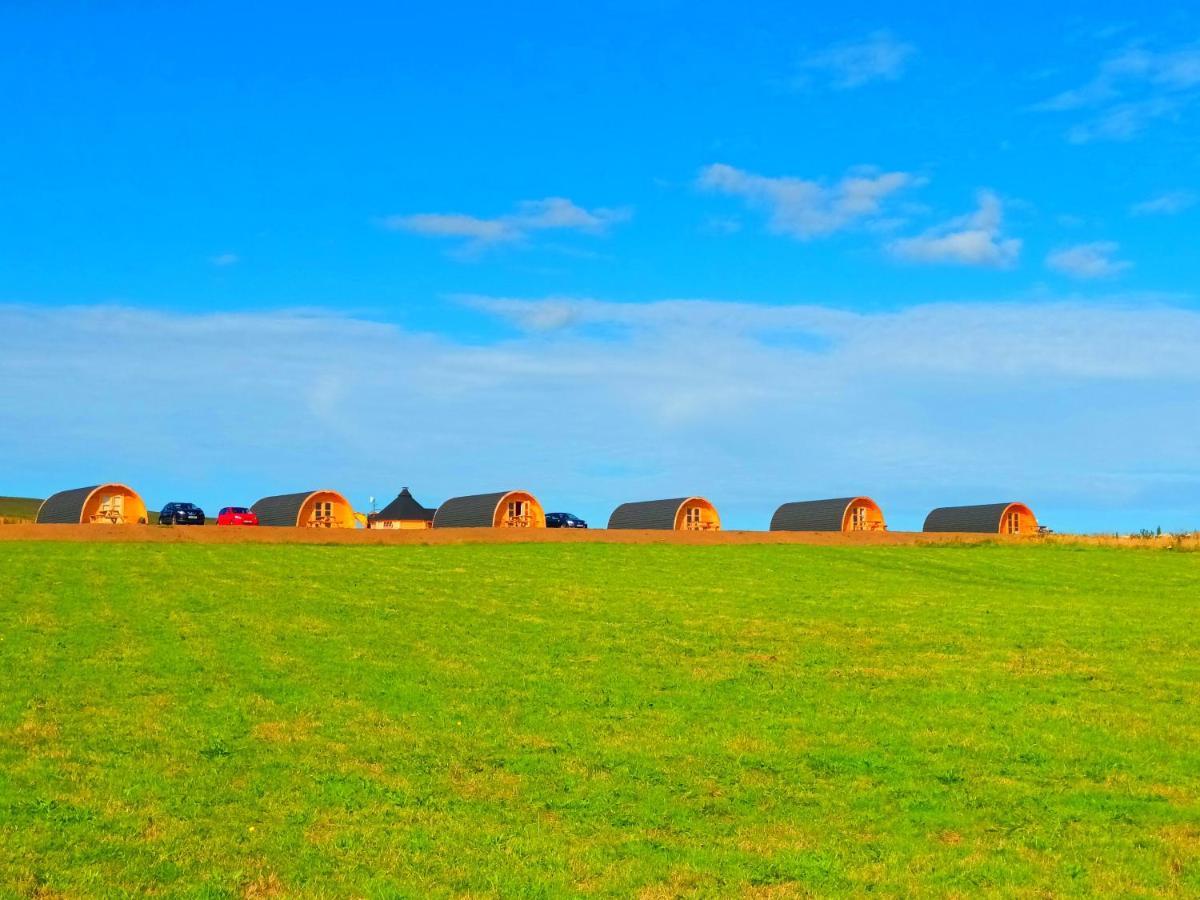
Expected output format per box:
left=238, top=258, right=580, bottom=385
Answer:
left=770, top=496, right=886, bottom=533
left=36, top=483, right=147, bottom=524
left=607, top=497, right=720, bottom=531
left=369, top=487, right=435, bottom=530
left=923, top=502, right=1038, bottom=535
left=252, top=490, right=355, bottom=528
left=433, top=491, right=545, bottom=528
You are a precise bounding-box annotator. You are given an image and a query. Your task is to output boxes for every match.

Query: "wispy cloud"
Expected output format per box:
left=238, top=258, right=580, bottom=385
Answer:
left=465, top=294, right=1200, bottom=380
left=1034, top=42, right=1200, bottom=142
left=211, top=253, right=239, bottom=267
left=1066, top=98, right=1178, bottom=143
left=1131, top=190, right=1197, bottom=216
left=698, top=163, right=918, bottom=239
left=3, top=298, right=1199, bottom=531
left=888, top=190, right=1021, bottom=267
left=797, top=31, right=916, bottom=89
left=1046, top=242, right=1132, bottom=279
left=381, top=197, right=631, bottom=254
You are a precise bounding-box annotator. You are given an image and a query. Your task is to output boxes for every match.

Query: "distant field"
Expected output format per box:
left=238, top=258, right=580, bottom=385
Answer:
left=1, top=542, right=1198, bottom=896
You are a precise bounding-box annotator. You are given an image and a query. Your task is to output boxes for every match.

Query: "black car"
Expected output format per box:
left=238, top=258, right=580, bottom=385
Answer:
left=160, top=502, right=205, bottom=526
left=546, top=512, right=588, bottom=529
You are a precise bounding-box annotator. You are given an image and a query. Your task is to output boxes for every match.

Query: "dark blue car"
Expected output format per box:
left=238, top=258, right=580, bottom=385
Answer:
left=546, top=512, right=588, bottom=529
left=160, top=502, right=205, bottom=526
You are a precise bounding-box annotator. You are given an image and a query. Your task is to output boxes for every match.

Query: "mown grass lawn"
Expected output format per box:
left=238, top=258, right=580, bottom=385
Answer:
left=1, top=541, right=1198, bottom=897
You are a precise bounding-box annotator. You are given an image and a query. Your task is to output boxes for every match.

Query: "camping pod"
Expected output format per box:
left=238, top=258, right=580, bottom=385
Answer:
left=770, top=496, right=886, bottom=533
left=252, top=490, right=355, bottom=528
left=370, top=487, right=435, bottom=530
left=433, top=491, right=545, bottom=528
left=36, top=484, right=148, bottom=524
left=923, top=502, right=1038, bottom=535
left=607, top=497, right=720, bottom=531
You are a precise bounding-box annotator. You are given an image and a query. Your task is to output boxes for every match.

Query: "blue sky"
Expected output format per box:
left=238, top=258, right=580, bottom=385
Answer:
left=2, top=1, right=1199, bottom=531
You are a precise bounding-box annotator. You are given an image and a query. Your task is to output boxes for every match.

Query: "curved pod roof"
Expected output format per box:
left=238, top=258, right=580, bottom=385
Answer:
left=771, top=496, right=885, bottom=532
left=433, top=491, right=546, bottom=528
left=923, top=502, right=1037, bottom=534
left=607, top=497, right=720, bottom=531
left=36, top=483, right=147, bottom=525
left=252, top=490, right=355, bottom=528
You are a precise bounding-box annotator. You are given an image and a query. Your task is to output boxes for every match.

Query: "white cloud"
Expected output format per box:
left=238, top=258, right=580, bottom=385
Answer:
left=1046, top=242, right=1133, bottom=279
left=888, top=190, right=1021, bottom=267
left=464, top=294, right=1200, bottom=379
left=211, top=253, right=239, bottom=267
left=797, top=31, right=916, bottom=89
left=1034, top=43, right=1200, bottom=142
left=381, top=197, right=630, bottom=253
left=698, top=163, right=918, bottom=239
left=4, top=297, right=1200, bottom=532
left=1131, top=190, right=1197, bottom=215
left=388, top=213, right=515, bottom=242
left=1066, top=98, right=1178, bottom=143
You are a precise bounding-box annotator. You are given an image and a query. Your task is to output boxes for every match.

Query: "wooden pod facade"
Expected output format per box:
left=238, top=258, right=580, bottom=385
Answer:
left=36, top=483, right=148, bottom=524
left=770, top=496, right=886, bottom=533
left=252, top=490, right=356, bottom=528
left=607, top=497, right=721, bottom=531
left=433, top=491, right=546, bottom=528
left=370, top=487, right=435, bottom=530
left=923, top=502, right=1037, bottom=535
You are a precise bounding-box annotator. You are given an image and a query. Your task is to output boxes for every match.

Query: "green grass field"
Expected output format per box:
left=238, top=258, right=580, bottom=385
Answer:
left=2, top=542, right=1198, bottom=896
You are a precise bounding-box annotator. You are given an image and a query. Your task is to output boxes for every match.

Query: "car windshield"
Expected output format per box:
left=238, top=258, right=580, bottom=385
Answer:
left=230, top=507, right=249, bottom=514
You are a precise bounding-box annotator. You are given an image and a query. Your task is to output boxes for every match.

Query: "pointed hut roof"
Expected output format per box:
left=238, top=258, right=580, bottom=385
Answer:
left=375, top=488, right=435, bottom=522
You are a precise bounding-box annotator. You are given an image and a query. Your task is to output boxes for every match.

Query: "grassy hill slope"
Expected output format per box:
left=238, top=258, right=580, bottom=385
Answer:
left=1, top=542, right=1197, bottom=895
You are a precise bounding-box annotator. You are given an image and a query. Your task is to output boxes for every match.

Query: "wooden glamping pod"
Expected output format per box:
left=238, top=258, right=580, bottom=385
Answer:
left=923, top=502, right=1038, bottom=535
left=432, top=491, right=546, bottom=528
left=252, top=490, right=355, bottom=528
left=369, top=487, right=435, bottom=530
left=36, top=483, right=148, bottom=524
left=607, top=497, right=721, bottom=531
left=770, top=496, right=886, bottom=533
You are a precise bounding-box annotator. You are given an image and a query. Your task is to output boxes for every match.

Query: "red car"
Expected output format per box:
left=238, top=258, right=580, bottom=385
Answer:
left=217, top=506, right=259, bottom=526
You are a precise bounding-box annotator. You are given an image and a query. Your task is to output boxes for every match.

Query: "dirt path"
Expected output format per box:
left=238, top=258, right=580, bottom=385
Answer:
left=0, top=523, right=1043, bottom=546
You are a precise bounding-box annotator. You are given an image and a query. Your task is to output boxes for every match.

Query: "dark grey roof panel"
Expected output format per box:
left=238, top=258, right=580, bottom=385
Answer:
left=36, top=486, right=100, bottom=524
left=923, top=503, right=1015, bottom=533
left=770, top=498, right=856, bottom=532
left=433, top=492, right=508, bottom=528
left=607, top=498, right=689, bottom=530
left=375, top=488, right=435, bottom=522
left=251, top=492, right=313, bottom=527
